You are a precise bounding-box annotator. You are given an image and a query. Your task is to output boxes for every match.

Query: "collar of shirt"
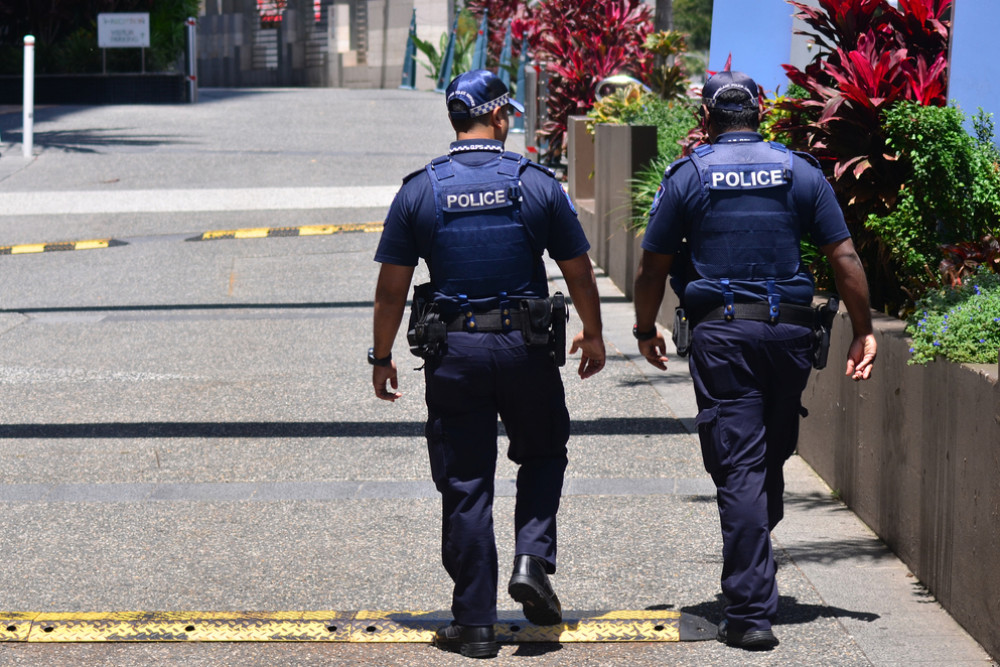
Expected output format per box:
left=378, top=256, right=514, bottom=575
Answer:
left=714, top=131, right=764, bottom=145
left=448, top=139, right=505, bottom=155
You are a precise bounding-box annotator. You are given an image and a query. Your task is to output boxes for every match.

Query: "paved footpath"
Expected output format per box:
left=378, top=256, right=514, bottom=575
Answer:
left=0, top=89, right=994, bottom=666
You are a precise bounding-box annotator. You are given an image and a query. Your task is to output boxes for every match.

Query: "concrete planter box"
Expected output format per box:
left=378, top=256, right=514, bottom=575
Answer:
left=594, top=123, right=657, bottom=299
left=800, top=311, right=1000, bottom=661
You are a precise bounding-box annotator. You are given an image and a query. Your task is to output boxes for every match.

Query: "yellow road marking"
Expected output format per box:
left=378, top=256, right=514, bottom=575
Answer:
left=0, top=239, right=124, bottom=255
left=0, top=610, right=715, bottom=643
left=191, top=222, right=383, bottom=242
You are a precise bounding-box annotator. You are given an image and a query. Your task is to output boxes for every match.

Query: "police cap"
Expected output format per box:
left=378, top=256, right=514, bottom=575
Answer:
left=702, top=70, right=759, bottom=111
left=446, top=69, right=525, bottom=120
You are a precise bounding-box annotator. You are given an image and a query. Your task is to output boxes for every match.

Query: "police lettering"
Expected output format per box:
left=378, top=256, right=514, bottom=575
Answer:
left=709, top=169, right=786, bottom=189
left=446, top=189, right=507, bottom=208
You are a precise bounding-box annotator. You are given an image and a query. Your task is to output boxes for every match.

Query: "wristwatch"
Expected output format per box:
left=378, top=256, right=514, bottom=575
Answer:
left=368, top=347, right=392, bottom=367
left=633, top=324, right=657, bottom=341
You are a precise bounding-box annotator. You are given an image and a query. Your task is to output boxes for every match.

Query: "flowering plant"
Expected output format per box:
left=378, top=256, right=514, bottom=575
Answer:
left=906, top=270, right=1000, bottom=364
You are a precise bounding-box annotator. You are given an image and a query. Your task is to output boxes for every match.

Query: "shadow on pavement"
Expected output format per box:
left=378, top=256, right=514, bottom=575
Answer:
left=0, top=417, right=689, bottom=439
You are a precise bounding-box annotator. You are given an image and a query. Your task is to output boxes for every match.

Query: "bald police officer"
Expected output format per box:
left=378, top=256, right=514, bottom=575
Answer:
left=371, top=70, right=605, bottom=659
left=633, top=71, right=877, bottom=650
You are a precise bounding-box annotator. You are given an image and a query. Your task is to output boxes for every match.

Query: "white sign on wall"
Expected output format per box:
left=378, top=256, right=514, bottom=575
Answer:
left=97, top=13, right=150, bottom=49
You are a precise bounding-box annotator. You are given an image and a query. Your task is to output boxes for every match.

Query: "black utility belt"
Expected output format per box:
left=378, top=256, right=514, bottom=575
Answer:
left=445, top=309, right=528, bottom=333
left=691, top=302, right=817, bottom=328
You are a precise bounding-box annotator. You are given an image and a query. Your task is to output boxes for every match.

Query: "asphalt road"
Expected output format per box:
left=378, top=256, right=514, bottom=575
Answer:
left=0, top=88, right=993, bottom=666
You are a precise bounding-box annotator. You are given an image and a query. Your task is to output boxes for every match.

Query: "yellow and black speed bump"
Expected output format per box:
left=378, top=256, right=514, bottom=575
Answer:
left=187, top=222, right=383, bottom=242
left=0, top=610, right=716, bottom=643
left=0, top=239, right=127, bottom=255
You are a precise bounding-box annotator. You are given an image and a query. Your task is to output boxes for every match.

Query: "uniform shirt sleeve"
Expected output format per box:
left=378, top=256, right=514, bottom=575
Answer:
left=373, top=175, right=426, bottom=266
left=521, top=166, right=591, bottom=261
left=794, top=156, right=850, bottom=247
left=641, top=159, right=697, bottom=255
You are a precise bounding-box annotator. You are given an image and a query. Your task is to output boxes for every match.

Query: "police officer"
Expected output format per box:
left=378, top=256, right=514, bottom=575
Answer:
left=632, top=71, right=877, bottom=650
left=371, top=70, right=605, bottom=659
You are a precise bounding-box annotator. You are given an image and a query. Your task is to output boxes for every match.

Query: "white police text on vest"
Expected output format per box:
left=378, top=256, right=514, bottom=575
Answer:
left=709, top=168, right=787, bottom=189
left=446, top=189, right=508, bottom=209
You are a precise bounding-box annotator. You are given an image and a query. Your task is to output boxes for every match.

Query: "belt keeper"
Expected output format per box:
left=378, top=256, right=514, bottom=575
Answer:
left=458, top=294, right=477, bottom=332
left=722, top=281, right=735, bottom=321
left=499, top=292, right=512, bottom=333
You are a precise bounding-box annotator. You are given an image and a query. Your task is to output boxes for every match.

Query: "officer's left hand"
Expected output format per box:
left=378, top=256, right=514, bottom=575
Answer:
left=373, top=363, right=402, bottom=401
left=569, top=331, right=605, bottom=379
left=638, top=332, right=669, bottom=371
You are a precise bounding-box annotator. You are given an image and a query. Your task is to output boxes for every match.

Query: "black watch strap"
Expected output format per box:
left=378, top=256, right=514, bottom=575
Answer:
left=633, top=324, right=657, bottom=341
left=368, top=347, right=392, bottom=367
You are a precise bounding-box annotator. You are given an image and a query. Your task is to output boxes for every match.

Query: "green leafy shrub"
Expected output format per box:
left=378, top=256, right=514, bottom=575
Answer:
left=906, top=270, right=1000, bottom=364
left=866, top=102, right=1000, bottom=306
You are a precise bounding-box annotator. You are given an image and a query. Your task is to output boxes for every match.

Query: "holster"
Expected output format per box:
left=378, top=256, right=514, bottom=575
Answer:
left=812, top=296, right=839, bottom=370
left=672, top=307, right=691, bottom=357
left=406, top=283, right=447, bottom=359
left=523, top=293, right=567, bottom=367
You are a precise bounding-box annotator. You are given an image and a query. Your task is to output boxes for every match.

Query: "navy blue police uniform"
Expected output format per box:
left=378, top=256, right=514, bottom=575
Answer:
left=375, top=137, right=590, bottom=627
left=643, top=131, right=850, bottom=634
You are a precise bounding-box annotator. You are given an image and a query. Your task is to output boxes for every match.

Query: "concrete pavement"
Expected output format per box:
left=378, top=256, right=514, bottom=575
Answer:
left=0, top=88, right=994, bottom=666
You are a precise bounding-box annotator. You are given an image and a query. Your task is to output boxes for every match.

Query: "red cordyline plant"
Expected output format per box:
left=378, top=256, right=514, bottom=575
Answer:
left=463, top=0, right=533, bottom=70
left=773, top=0, right=952, bottom=311
left=525, top=0, right=654, bottom=162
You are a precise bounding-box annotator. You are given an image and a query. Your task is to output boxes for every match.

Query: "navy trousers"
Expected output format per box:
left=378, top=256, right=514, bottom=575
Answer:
left=424, top=330, right=570, bottom=626
left=689, top=319, right=814, bottom=633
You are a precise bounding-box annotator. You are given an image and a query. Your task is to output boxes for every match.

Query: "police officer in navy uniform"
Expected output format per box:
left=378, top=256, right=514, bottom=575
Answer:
left=632, top=71, right=877, bottom=650
left=371, top=70, right=605, bottom=659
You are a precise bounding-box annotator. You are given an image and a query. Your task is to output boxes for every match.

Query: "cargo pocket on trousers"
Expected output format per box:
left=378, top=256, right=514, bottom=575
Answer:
left=694, top=404, right=727, bottom=475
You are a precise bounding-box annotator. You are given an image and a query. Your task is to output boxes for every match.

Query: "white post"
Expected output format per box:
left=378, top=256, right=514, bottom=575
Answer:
left=186, top=17, right=198, bottom=103
left=22, top=35, right=34, bottom=159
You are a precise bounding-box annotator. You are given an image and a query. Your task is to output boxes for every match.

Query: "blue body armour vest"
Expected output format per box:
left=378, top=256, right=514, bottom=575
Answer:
left=425, top=151, right=536, bottom=301
left=686, top=140, right=800, bottom=283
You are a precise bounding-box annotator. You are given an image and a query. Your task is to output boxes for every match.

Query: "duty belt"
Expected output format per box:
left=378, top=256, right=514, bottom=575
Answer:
left=691, top=302, right=817, bottom=328
left=445, top=308, right=528, bottom=332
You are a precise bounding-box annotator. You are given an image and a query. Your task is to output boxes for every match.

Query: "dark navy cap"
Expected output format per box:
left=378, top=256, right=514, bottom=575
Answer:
left=702, top=71, right=759, bottom=111
left=446, top=69, right=525, bottom=120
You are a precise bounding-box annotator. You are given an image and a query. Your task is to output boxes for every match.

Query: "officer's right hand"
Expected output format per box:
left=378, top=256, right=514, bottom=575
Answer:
left=845, top=333, right=877, bottom=381
left=373, top=363, right=402, bottom=401
left=569, top=331, right=605, bottom=379
left=638, top=331, right=669, bottom=371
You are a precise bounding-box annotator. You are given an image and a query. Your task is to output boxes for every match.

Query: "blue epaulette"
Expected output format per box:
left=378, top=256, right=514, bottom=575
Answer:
left=522, top=160, right=555, bottom=177
left=401, top=167, right=424, bottom=185
left=792, top=150, right=822, bottom=170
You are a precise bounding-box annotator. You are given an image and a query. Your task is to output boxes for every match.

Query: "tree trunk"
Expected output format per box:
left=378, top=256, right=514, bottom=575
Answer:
left=654, top=0, right=673, bottom=33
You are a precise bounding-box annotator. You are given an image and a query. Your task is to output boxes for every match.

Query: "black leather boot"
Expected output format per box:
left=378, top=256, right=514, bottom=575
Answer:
left=433, top=623, right=499, bottom=659
left=507, top=554, right=562, bottom=626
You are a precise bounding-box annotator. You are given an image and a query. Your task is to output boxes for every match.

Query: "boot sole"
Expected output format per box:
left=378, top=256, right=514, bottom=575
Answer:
left=508, top=578, right=562, bottom=626
left=434, top=639, right=499, bottom=659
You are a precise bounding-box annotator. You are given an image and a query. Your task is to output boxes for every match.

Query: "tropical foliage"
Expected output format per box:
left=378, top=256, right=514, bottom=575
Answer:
left=772, top=0, right=954, bottom=312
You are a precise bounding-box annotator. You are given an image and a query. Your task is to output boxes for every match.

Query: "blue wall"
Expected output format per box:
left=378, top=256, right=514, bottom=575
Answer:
left=948, top=2, right=1000, bottom=145
left=708, top=0, right=794, bottom=94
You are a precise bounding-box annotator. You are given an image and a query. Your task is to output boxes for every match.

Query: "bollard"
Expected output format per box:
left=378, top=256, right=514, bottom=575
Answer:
left=471, top=9, right=488, bottom=71
left=511, top=36, right=528, bottom=134
left=400, top=9, right=417, bottom=90
left=22, top=35, right=34, bottom=159
left=434, top=15, right=458, bottom=93
left=498, top=21, right=512, bottom=89
left=186, top=18, right=198, bottom=103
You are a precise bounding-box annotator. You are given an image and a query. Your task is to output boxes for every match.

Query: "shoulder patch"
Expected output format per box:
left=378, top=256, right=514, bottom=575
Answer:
left=792, top=150, right=822, bottom=170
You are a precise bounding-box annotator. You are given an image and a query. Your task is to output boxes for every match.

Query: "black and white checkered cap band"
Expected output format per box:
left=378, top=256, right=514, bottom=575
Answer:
left=467, top=93, right=512, bottom=117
